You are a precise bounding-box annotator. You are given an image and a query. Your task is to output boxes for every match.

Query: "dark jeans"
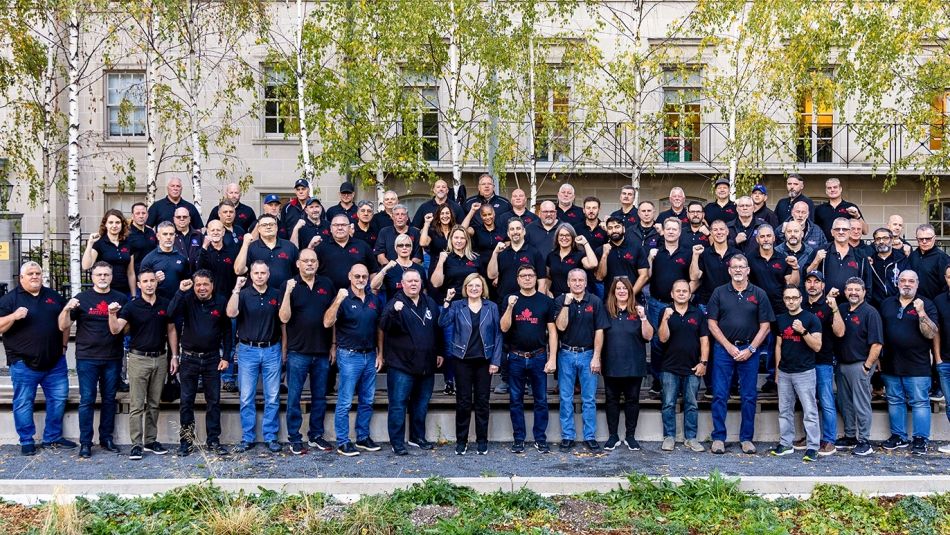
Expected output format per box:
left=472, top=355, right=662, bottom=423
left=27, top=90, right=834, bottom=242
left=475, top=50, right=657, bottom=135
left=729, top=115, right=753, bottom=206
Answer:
left=387, top=368, right=434, bottom=448
left=710, top=343, right=758, bottom=442
left=508, top=351, right=549, bottom=442
left=454, top=357, right=491, bottom=444
left=76, top=358, right=121, bottom=446
left=178, top=353, right=222, bottom=445
left=10, top=357, right=69, bottom=445
left=286, top=352, right=330, bottom=443
left=604, top=376, right=643, bottom=439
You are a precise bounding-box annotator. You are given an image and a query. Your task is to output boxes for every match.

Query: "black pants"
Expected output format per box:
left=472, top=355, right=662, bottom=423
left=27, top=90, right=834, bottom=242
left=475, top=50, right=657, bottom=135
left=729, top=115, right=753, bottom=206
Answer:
left=454, top=357, right=491, bottom=444
left=604, top=376, right=643, bottom=439
left=178, top=353, right=222, bottom=445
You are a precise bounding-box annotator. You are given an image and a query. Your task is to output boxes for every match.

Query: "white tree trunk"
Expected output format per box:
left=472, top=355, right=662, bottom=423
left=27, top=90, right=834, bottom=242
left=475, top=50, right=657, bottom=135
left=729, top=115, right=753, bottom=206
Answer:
left=728, top=106, right=737, bottom=200
left=40, top=14, right=57, bottom=286
left=447, top=0, right=461, bottom=197
left=67, top=8, right=82, bottom=297
left=527, top=35, right=537, bottom=209
left=631, top=72, right=642, bottom=205
left=144, top=11, right=159, bottom=206
left=295, top=0, right=314, bottom=191
left=187, top=41, right=202, bottom=212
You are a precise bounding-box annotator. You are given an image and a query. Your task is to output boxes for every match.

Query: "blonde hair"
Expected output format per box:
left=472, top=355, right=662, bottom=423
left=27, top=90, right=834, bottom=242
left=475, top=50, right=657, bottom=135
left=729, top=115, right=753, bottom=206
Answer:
left=449, top=225, right=476, bottom=261
left=462, top=273, right=489, bottom=299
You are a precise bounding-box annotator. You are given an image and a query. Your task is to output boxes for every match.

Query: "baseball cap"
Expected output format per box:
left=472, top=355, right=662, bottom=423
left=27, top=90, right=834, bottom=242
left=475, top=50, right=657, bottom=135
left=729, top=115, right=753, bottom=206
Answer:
left=294, top=179, right=310, bottom=189
left=714, top=178, right=729, bottom=187
left=752, top=184, right=767, bottom=195
left=340, top=181, right=355, bottom=194
left=264, top=194, right=281, bottom=205
left=805, top=271, right=824, bottom=282
left=305, top=196, right=322, bottom=206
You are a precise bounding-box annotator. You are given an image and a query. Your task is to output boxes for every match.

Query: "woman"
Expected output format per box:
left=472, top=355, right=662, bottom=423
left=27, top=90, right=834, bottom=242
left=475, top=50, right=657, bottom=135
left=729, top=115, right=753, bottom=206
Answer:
left=371, top=233, right=427, bottom=301
left=463, top=204, right=505, bottom=271
left=439, top=274, right=502, bottom=456
left=546, top=223, right=598, bottom=298
left=420, top=204, right=455, bottom=275
left=81, top=209, right=135, bottom=295
left=352, top=200, right=378, bottom=248
left=602, top=276, right=653, bottom=451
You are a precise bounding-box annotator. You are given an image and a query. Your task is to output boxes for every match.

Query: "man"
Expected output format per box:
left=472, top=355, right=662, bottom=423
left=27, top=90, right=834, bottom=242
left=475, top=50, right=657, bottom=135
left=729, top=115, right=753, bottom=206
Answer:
left=352, top=200, right=379, bottom=248
left=326, top=181, right=360, bottom=224
left=197, top=220, right=240, bottom=392
left=411, top=179, right=464, bottom=229
left=234, top=213, right=299, bottom=290
left=577, top=196, right=607, bottom=251
left=290, top=196, right=331, bottom=250
left=657, top=280, right=708, bottom=453
left=279, top=248, right=337, bottom=454
left=165, top=271, right=230, bottom=457
left=0, top=262, right=74, bottom=456
left=657, top=187, right=689, bottom=225
left=774, top=221, right=813, bottom=276
left=778, top=200, right=825, bottom=250
left=261, top=194, right=290, bottom=239
left=806, top=217, right=872, bottom=295
left=692, top=220, right=741, bottom=309
left=930, top=265, right=950, bottom=454
left=554, top=268, right=610, bottom=452
left=227, top=261, right=284, bottom=453
left=146, top=177, right=203, bottom=228
left=380, top=270, right=443, bottom=456
left=775, top=173, right=813, bottom=225
left=611, top=185, right=640, bottom=228
left=750, top=184, right=779, bottom=227
left=316, top=214, right=378, bottom=290
left=908, top=224, right=950, bottom=300
left=504, top=188, right=537, bottom=227
left=488, top=217, right=548, bottom=302
left=727, top=196, right=765, bottom=254
left=629, top=201, right=660, bottom=250
left=375, top=204, right=423, bottom=265
left=831, top=277, right=881, bottom=456
left=323, top=263, right=384, bottom=457
left=128, top=202, right=157, bottom=275
left=525, top=201, right=560, bottom=259
left=771, top=285, right=823, bottom=462
left=868, top=227, right=906, bottom=308
left=597, top=216, right=649, bottom=293
left=888, top=214, right=912, bottom=256
left=371, top=190, right=399, bottom=232
left=500, top=265, right=557, bottom=454
left=706, top=254, right=774, bottom=454
left=814, top=178, right=867, bottom=240
left=216, top=201, right=247, bottom=248
left=555, top=183, right=584, bottom=225
left=848, top=218, right=874, bottom=259
left=281, top=178, right=312, bottom=233
left=878, top=270, right=937, bottom=455
left=209, top=182, right=257, bottom=230
left=802, top=271, right=842, bottom=455
left=59, top=262, right=129, bottom=458
left=704, top=178, right=737, bottom=224
left=140, top=221, right=191, bottom=301
left=172, top=207, right=203, bottom=270
left=464, top=173, right=512, bottom=220
left=682, top=201, right=710, bottom=248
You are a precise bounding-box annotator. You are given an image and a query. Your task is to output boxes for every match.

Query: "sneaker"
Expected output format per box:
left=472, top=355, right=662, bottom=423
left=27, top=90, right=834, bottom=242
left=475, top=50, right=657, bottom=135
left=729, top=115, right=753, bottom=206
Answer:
left=604, top=435, right=622, bottom=451
left=407, top=438, right=434, bottom=450
left=455, top=442, right=468, bottom=456
left=648, top=379, right=661, bottom=396
left=308, top=437, right=332, bottom=451
left=872, top=387, right=885, bottom=400
left=929, top=389, right=944, bottom=402
left=684, top=439, right=705, bottom=452
left=42, top=437, right=78, bottom=449
left=21, top=444, right=37, bottom=456
left=703, top=391, right=713, bottom=400
left=741, top=441, right=757, bottom=454
left=442, top=382, right=455, bottom=395
left=818, top=442, right=836, bottom=456
left=852, top=441, right=874, bottom=456
left=881, top=434, right=909, bottom=451
left=937, top=443, right=950, bottom=454
left=222, top=382, right=238, bottom=393
left=911, top=437, right=928, bottom=455
left=792, top=438, right=807, bottom=451
left=770, top=444, right=795, bottom=456
left=661, top=437, right=675, bottom=451
left=493, top=381, right=509, bottom=394
left=559, top=439, right=575, bottom=451
left=535, top=441, right=551, bottom=454
left=626, top=439, right=641, bottom=451
left=476, top=441, right=488, bottom=455
left=266, top=440, right=282, bottom=453
left=144, top=442, right=167, bottom=455
left=711, top=440, right=725, bottom=454
left=128, top=445, right=143, bottom=460
left=834, top=436, right=857, bottom=450
left=208, top=443, right=229, bottom=456
left=392, top=445, right=408, bottom=456
left=236, top=441, right=256, bottom=453
left=759, top=381, right=777, bottom=394
left=355, top=438, right=381, bottom=452
left=729, top=387, right=740, bottom=399
left=289, top=442, right=306, bottom=455
left=337, top=442, right=360, bottom=457
left=79, top=444, right=92, bottom=458
left=177, top=443, right=193, bottom=457
left=802, top=449, right=818, bottom=462
left=510, top=441, right=525, bottom=454
left=584, top=440, right=601, bottom=452
left=117, top=381, right=130, bottom=393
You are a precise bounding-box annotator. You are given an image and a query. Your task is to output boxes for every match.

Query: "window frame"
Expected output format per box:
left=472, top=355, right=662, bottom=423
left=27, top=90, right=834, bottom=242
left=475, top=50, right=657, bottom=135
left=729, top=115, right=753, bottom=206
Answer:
left=105, top=71, right=147, bottom=139
left=261, top=65, right=299, bottom=137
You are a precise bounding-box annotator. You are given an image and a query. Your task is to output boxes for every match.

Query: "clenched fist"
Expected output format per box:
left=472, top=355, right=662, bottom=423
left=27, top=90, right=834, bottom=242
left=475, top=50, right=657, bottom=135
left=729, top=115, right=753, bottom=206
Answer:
left=336, top=288, right=349, bottom=300
left=445, top=288, right=457, bottom=302
left=423, top=213, right=434, bottom=224
left=234, top=276, right=247, bottom=290
left=494, top=241, right=509, bottom=253
left=108, top=302, right=122, bottom=315
left=575, top=235, right=588, bottom=247
left=65, top=298, right=80, bottom=311
left=693, top=244, right=704, bottom=255
left=285, top=279, right=297, bottom=292
left=508, top=295, right=519, bottom=307
left=179, top=280, right=194, bottom=292
left=11, top=307, right=28, bottom=320
left=394, top=300, right=404, bottom=312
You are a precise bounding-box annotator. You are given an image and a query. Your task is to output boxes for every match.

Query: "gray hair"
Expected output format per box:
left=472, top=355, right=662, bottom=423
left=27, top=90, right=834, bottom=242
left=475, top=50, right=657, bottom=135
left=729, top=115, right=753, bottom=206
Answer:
left=393, top=204, right=408, bottom=214
left=19, top=261, right=41, bottom=275
left=156, top=221, right=175, bottom=232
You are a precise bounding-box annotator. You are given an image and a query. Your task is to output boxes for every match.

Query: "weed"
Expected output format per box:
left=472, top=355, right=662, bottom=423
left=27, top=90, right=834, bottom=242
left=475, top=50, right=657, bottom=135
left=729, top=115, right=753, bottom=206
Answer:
left=337, top=494, right=406, bottom=534
left=200, top=502, right=264, bottom=535
left=40, top=494, right=86, bottom=535
left=390, top=477, right=478, bottom=508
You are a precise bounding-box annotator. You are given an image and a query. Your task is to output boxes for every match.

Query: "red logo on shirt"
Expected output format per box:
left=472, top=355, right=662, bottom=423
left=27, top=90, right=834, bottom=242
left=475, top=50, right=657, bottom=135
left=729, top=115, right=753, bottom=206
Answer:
left=317, top=288, right=328, bottom=295
left=89, top=301, right=110, bottom=316
left=239, top=213, right=248, bottom=220
left=850, top=315, right=861, bottom=325
left=494, top=236, right=503, bottom=242
left=687, top=317, right=698, bottom=325
left=223, top=257, right=233, bottom=264
left=157, top=310, right=166, bottom=316
left=747, top=294, right=758, bottom=304
left=815, top=310, right=825, bottom=319
left=675, top=258, right=686, bottom=265
left=516, top=308, right=539, bottom=324
left=772, top=262, right=782, bottom=270
left=907, top=308, right=918, bottom=316
left=349, top=247, right=359, bottom=254
left=584, top=305, right=594, bottom=313
left=269, top=298, right=278, bottom=306
left=466, top=260, right=476, bottom=267
left=368, top=301, right=377, bottom=310
left=210, top=309, right=220, bottom=317
left=565, top=258, right=575, bottom=265
left=623, top=252, right=634, bottom=261
left=725, top=208, right=735, bottom=214
left=277, top=252, right=289, bottom=259
left=700, top=235, right=708, bottom=242
left=120, top=247, right=129, bottom=253
left=847, top=260, right=858, bottom=269
left=45, top=297, right=56, bottom=304
left=782, top=326, right=800, bottom=342
left=519, top=256, right=530, bottom=264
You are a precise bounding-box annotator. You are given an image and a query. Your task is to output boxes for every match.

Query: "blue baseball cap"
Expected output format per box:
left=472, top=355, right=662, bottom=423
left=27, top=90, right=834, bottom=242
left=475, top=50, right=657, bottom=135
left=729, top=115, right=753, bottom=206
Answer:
left=752, top=184, right=767, bottom=195
left=264, top=194, right=281, bottom=205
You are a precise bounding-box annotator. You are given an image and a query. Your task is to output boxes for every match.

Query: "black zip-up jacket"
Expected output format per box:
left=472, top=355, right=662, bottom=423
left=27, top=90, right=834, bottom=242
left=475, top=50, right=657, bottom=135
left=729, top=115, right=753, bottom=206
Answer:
left=868, top=250, right=907, bottom=308
left=380, top=293, right=442, bottom=376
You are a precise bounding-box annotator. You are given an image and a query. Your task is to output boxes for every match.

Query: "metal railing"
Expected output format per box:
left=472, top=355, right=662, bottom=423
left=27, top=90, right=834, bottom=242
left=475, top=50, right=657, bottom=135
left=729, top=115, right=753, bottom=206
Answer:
left=14, top=233, right=92, bottom=296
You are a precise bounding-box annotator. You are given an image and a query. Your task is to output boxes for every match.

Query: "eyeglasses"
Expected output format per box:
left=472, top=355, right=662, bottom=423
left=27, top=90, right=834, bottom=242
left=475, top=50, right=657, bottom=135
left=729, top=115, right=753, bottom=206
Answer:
left=918, top=236, right=935, bottom=242
left=174, top=215, right=190, bottom=219
left=258, top=222, right=276, bottom=228
left=396, top=243, right=411, bottom=248
left=518, top=273, right=536, bottom=278
left=832, top=227, right=849, bottom=232
left=352, top=274, right=368, bottom=279
left=783, top=295, right=802, bottom=301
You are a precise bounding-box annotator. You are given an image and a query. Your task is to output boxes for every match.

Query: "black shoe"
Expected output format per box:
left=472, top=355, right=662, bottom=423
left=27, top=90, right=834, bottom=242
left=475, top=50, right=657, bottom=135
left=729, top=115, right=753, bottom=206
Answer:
left=177, top=443, right=192, bottom=457
left=770, top=444, right=795, bottom=457
left=535, top=441, right=551, bottom=454
left=222, top=382, right=237, bottom=393
left=21, top=444, right=37, bottom=456
left=834, top=436, right=858, bottom=450
left=289, top=442, right=305, bottom=455
left=237, top=441, right=256, bottom=453
left=626, top=438, right=641, bottom=451
left=476, top=441, right=488, bottom=455
left=510, top=441, right=526, bottom=454
left=802, top=449, right=819, bottom=462
left=99, top=439, right=120, bottom=453
left=266, top=440, right=282, bottom=453
left=649, top=379, right=661, bottom=396
left=129, top=445, right=143, bottom=460
left=604, top=435, right=621, bottom=451
left=307, top=437, right=332, bottom=451
left=42, top=437, right=78, bottom=449
left=117, top=381, right=130, bottom=393
left=443, top=382, right=455, bottom=395
left=455, top=442, right=468, bottom=456
left=583, top=440, right=601, bottom=452
left=852, top=441, right=874, bottom=456
left=729, top=387, right=740, bottom=399
left=407, top=438, right=434, bottom=450
left=911, top=437, right=927, bottom=455
left=881, top=434, right=910, bottom=451
left=759, top=381, right=777, bottom=394
left=355, top=438, right=381, bottom=452
left=559, top=439, right=575, bottom=451
left=337, top=442, right=360, bottom=456
left=144, top=441, right=167, bottom=455
left=79, top=444, right=92, bottom=458
left=392, top=445, right=408, bottom=456
left=208, top=442, right=229, bottom=456
left=280, top=383, right=288, bottom=395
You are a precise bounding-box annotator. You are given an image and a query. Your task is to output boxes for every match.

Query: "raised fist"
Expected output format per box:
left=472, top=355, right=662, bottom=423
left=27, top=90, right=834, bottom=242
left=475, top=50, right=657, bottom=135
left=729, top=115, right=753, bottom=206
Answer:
left=439, top=251, right=449, bottom=262
left=636, top=305, right=646, bottom=318
left=648, top=248, right=658, bottom=262
left=65, top=298, right=80, bottom=310
left=235, top=276, right=247, bottom=290
left=913, top=298, right=924, bottom=311
left=336, top=288, right=349, bottom=300
left=394, top=300, right=404, bottom=312
left=815, top=249, right=827, bottom=262
left=826, top=288, right=839, bottom=301
left=12, top=307, right=28, bottom=320
left=662, top=307, right=673, bottom=321
left=602, top=243, right=612, bottom=256
left=846, top=206, right=860, bottom=218
left=445, top=288, right=456, bottom=301
left=179, top=280, right=194, bottom=292
left=202, top=235, right=212, bottom=248
left=88, top=232, right=101, bottom=243
left=693, top=244, right=704, bottom=255
left=108, top=302, right=122, bottom=315
left=423, top=213, right=434, bottom=224
left=386, top=260, right=398, bottom=270
left=294, top=219, right=305, bottom=230
left=736, top=232, right=747, bottom=243
left=563, top=293, right=573, bottom=305
left=786, top=256, right=799, bottom=269
left=508, top=295, right=519, bottom=307
left=155, top=270, right=166, bottom=282
left=575, top=235, right=588, bottom=247
left=470, top=202, right=482, bottom=213
left=285, top=279, right=297, bottom=292
left=494, top=241, right=509, bottom=253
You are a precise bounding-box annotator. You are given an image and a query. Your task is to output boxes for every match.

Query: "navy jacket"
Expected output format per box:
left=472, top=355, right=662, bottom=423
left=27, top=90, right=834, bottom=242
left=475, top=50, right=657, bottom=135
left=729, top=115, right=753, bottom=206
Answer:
left=438, top=299, right=503, bottom=366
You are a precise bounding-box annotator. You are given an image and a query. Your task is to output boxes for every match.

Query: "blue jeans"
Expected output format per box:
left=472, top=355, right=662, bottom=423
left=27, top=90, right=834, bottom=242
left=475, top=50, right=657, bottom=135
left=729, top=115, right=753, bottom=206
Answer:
left=881, top=374, right=931, bottom=440
left=938, top=362, right=950, bottom=424
left=815, top=363, right=837, bottom=444
left=710, top=343, right=758, bottom=442
left=387, top=369, right=434, bottom=448
left=220, top=318, right=238, bottom=384
left=237, top=343, right=282, bottom=443
left=508, top=351, right=549, bottom=442
left=759, top=332, right=776, bottom=384
left=661, top=372, right=700, bottom=439
left=285, top=352, right=329, bottom=443
left=10, top=357, right=69, bottom=445
left=76, top=358, right=121, bottom=446
left=646, top=297, right=669, bottom=385
left=335, top=349, right=377, bottom=446
left=557, top=349, right=598, bottom=441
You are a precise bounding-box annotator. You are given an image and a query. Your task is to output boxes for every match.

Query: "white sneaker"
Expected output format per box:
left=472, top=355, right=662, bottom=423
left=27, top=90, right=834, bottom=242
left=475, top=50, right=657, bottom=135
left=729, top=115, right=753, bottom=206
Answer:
left=938, top=443, right=950, bottom=454
left=661, top=437, right=675, bottom=451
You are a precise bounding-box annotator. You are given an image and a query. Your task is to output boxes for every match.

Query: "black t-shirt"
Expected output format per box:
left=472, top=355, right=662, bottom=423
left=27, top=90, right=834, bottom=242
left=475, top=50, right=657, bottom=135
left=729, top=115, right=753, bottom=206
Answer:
left=282, top=275, right=335, bottom=354
left=118, top=295, right=171, bottom=353
left=504, top=291, right=555, bottom=352
left=411, top=199, right=464, bottom=229
left=297, top=220, right=331, bottom=250
left=553, top=293, right=610, bottom=348
left=374, top=226, right=424, bottom=263
left=495, top=244, right=545, bottom=302
left=775, top=194, right=813, bottom=225
left=439, top=252, right=480, bottom=301
left=127, top=224, right=157, bottom=273
left=245, top=238, right=299, bottom=290
left=879, top=296, right=937, bottom=377
left=610, top=207, right=639, bottom=228
left=704, top=200, right=737, bottom=225
left=0, top=286, right=66, bottom=370
left=92, top=238, right=133, bottom=294
left=146, top=197, right=203, bottom=228
left=663, top=305, right=709, bottom=376
left=499, top=209, right=538, bottom=228
left=777, top=311, right=822, bottom=373
left=140, top=248, right=191, bottom=300
left=696, top=245, right=741, bottom=304
left=167, top=291, right=230, bottom=355
left=326, top=203, right=358, bottom=225
left=657, top=208, right=689, bottom=226
left=424, top=228, right=450, bottom=271
left=209, top=202, right=257, bottom=231
left=802, top=298, right=835, bottom=365
left=334, top=293, right=381, bottom=351
left=602, top=308, right=648, bottom=378
left=682, top=227, right=710, bottom=249
left=464, top=308, right=486, bottom=359
left=546, top=249, right=594, bottom=297
left=71, top=289, right=128, bottom=360
left=576, top=221, right=608, bottom=251
left=935, top=292, right=950, bottom=361
left=748, top=251, right=793, bottom=314
left=524, top=223, right=558, bottom=259
left=706, top=283, right=775, bottom=342
left=649, top=243, right=692, bottom=303
left=352, top=223, right=379, bottom=249
left=834, top=302, right=883, bottom=364
left=316, top=239, right=377, bottom=290
left=236, top=286, right=282, bottom=344
left=196, top=242, right=239, bottom=298
left=556, top=205, right=584, bottom=226
left=471, top=224, right=506, bottom=266
left=601, top=238, right=648, bottom=286
left=381, top=262, right=428, bottom=301
left=814, top=200, right=862, bottom=241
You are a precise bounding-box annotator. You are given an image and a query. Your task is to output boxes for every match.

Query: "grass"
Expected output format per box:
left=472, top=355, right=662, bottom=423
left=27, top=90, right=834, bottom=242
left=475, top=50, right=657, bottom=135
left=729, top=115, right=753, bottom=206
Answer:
left=4, top=475, right=948, bottom=534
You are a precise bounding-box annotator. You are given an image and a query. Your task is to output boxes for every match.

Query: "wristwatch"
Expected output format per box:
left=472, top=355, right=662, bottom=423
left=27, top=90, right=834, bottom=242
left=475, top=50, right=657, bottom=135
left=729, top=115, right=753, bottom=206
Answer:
left=748, top=346, right=758, bottom=354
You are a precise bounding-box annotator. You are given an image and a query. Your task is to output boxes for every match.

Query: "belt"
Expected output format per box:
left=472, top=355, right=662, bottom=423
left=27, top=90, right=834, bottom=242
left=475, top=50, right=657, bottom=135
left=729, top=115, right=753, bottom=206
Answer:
left=559, top=343, right=592, bottom=353
left=339, top=347, right=374, bottom=354
left=510, top=348, right=545, bottom=358
left=181, top=351, right=220, bottom=359
left=239, top=339, right=276, bottom=348
left=731, top=340, right=750, bottom=347
left=129, top=349, right=163, bottom=358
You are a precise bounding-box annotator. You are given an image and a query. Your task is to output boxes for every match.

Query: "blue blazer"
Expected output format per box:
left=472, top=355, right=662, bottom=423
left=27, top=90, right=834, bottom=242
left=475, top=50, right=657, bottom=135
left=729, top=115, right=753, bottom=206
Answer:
left=438, top=299, right=503, bottom=366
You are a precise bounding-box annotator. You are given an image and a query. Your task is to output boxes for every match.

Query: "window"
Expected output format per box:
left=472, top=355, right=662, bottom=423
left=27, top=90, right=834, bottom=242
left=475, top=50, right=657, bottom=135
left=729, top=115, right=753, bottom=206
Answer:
left=262, top=66, right=298, bottom=135
left=929, top=200, right=950, bottom=237
left=104, top=192, right=146, bottom=215
left=931, top=91, right=949, bottom=151
left=662, top=68, right=701, bottom=163
left=535, top=80, right=570, bottom=162
left=404, top=87, right=440, bottom=161
left=796, top=86, right=834, bottom=163
left=106, top=72, right=146, bottom=137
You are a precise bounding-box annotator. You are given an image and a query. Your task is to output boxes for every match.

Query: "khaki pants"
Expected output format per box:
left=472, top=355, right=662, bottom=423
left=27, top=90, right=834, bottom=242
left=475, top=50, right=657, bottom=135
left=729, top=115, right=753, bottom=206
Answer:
left=127, top=353, right=168, bottom=446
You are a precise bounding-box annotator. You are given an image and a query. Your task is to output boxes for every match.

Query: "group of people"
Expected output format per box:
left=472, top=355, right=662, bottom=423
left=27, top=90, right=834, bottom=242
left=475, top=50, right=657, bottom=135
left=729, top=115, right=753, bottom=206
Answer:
left=3, top=172, right=949, bottom=461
